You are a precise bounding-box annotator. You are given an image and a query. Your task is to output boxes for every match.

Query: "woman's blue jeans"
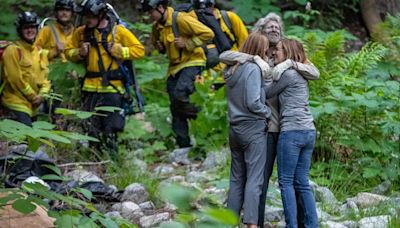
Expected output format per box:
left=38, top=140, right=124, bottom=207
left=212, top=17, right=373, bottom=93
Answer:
left=277, top=130, right=318, bottom=228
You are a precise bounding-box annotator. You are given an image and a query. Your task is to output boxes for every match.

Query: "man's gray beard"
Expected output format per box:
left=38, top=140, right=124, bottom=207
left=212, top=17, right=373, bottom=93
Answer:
left=267, top=34, right=280, bottom=45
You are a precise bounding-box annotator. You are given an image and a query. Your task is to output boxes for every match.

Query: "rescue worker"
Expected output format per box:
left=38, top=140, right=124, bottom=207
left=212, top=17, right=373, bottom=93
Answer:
left=35, top=0, right=75, bottom=61
left=65, top=0, right=145, bottom=155
left=1, top=12, right=51, bottom=126
left=190, top=0, right=248, bottom=89
left=140, top=0, right=214, bottom=149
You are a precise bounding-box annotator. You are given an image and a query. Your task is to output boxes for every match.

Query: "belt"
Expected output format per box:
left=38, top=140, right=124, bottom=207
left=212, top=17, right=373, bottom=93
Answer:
left=85, top=69, right=124, bottom=81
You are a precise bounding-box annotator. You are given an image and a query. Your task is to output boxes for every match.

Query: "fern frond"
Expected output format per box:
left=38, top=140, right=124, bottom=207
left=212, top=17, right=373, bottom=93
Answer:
left=344, top=42, right=387, bottom=77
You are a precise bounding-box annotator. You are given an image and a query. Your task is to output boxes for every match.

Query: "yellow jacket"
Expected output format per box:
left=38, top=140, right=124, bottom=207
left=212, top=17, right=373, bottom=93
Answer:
left=1, top=40, right=51, bottom=116
left=151, top=7, right=215, bottom=76
left=189, top=8, right=248, bottom=81
left=65, top=23, right=145, bottom=93
left=35, top=22, right=74, bottom=61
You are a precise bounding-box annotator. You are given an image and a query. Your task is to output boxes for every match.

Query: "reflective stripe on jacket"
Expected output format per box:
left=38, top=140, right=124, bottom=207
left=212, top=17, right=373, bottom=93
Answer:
left=65, top=23, right=145, bottom=93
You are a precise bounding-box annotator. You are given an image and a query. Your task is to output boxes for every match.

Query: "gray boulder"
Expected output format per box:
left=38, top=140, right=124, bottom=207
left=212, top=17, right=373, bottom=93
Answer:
left=139, top=212, right=171, bottom=228
left=264, top=206, right=284, bottom=222
left=321, top=221, right=347, bottom=228
left=168, top=147, right=191, bottom=165
left=202, top=148, right=229, bottom=170
left=121, top=201, right=140, bottom=215
left=186, top=171, right=210, bottom=183
left=317, top=207, right=333, bottom=221
left=104, top=211, right=122, bottom=219
left=167, top=175, right=185, bottom=183
left=348, top=192, right=389, bottom=208
left=66, top=169, right=104, bottom=183
left=154, top=165, right=175, bottom=176
left=139, top=201, right=155, bottom=211
left=315, top=186, right=338, bottom=205
left=372, top=180, right=391, bottom=195
left=121, top=183, right=149, bottom=204
left=341, top=220, right=359, bottom=228
left=339, top=200, right=359, bottom=216
left=358, top=215, right=390, bottom=228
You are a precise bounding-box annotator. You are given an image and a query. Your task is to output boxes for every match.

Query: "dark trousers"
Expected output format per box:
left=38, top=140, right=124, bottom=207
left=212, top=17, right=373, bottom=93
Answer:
left=166, top=66, right=201, bottom=148
left=258, top=132, right=305, bottom=227
left=5, top=109, right=35, bottom=127
left=82, top=92, right=124, bottom=155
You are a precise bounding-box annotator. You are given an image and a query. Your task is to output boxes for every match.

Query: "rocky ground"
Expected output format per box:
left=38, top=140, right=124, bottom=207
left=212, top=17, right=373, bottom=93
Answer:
left=66, top=147, right=400, bottom=228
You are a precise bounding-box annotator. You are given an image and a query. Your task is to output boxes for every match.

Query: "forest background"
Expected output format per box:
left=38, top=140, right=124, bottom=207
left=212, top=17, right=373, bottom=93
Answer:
left=0, top=0, right=399, bottom=227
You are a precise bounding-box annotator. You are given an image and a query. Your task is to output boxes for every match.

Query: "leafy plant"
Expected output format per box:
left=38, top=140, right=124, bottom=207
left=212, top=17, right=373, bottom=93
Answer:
left=0, top=169, right=135, bottom=228
left=159, top=184, right=239, bottom=227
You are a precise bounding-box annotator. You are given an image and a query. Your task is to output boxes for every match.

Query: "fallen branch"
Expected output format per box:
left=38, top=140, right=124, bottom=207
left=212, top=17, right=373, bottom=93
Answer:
left=58, top=160, right=111, bottom=168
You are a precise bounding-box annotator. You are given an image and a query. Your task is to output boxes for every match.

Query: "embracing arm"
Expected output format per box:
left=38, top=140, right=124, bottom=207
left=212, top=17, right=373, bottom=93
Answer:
left=245, top=66, right=271, bottom=118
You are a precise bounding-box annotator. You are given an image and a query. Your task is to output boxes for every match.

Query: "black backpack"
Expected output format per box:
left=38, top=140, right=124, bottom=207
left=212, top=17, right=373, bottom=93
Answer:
left=172, top=4, right=234, bottom=69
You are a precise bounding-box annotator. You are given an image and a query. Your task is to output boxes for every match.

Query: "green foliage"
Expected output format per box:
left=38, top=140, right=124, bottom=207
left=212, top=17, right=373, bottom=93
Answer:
left=190, top=82, right=228, bottom=153
left=231, top=0, right=280, bottom=23
left=0, top=119, right=98, bottom=151
left=48, top=59, right=86, bottom=106
left=159, top=184, right=239, bottom=227
left=0, top=176, right=135, bottom=227
left=302, top=26, right=400, bottom=190
left=0, top=0, right=54, bottom=39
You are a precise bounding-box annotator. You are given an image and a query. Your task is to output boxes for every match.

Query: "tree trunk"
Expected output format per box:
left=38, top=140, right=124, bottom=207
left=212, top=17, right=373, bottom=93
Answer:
left=360, top=0, right=399, bottom=35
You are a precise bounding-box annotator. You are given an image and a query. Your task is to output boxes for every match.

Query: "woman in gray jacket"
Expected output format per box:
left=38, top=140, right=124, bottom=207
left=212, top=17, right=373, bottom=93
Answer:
left=224, top=32, right=272, bottom=228
left=264, top=39, right=318, bottom=228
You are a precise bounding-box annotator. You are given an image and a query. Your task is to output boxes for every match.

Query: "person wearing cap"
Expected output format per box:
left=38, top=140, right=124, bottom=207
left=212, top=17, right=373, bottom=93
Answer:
left=140, top=0, right=214, bottom=150
left=1, top=12, right=51, bottom=126
left=35, top=0, right=75, bottom=61
left=65, top=0, right=145, bottom=155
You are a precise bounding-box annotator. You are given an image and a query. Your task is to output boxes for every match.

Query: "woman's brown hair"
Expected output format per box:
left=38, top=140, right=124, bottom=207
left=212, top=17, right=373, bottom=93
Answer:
left=239, top=32, right=269, bottom=59
left=280, top=39, right=307, bottom=63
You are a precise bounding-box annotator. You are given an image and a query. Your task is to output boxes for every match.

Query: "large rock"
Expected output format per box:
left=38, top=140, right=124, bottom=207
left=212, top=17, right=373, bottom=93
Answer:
left=321, top=221, right=347, bottom=228
left=139, top=201, right=155, bottom=211
left=130, top=158, right=148, bottom=173
left=204, top=187, right=226, bottom=205
left=104, top=211, right=122, bottom=219
left=371, top=180, right=391, bottom=195
left=139, top=212, right=170, bottom=228
left=167, top=175, right=185, bottom=183
left=154, top=165, right=175, bottom=176
left=339, top=200, right=359, bottom=216
left=276, top=219, right=286, bottom=228
left=341, top=220, right=358, bottom=228
left=186, top=171, right=210, bottom=183
left=112, top=201, right=143, bottom=222
left=121, top=183, right=149, bottom=204
left=65, top=169, right=103, bottom=183
left=348, top=192, right=389, bottom=208
left=315, top=186, right=338, bottom=205
left=317, top=207, right=332, bottom=221
left=121, top=201, right=143, bottom=222
left=358, top=215, right=390, bottom=228
left=264, top=206, right=284, bottom=222
left=201, top=148, right=229, bottom=171
left=168, top=147, right=191, bottom=165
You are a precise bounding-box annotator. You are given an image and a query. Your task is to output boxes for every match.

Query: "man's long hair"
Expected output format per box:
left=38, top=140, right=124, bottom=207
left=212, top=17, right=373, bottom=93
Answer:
left=252, top=12, right=284, bottom=36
